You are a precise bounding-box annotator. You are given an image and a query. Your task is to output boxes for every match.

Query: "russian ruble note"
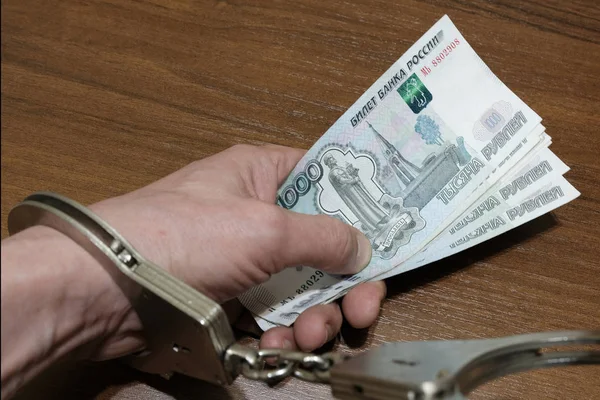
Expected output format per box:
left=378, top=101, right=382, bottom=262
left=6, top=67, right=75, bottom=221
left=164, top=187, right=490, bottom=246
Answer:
left=377, top=146, right=573, bottom=280
left=239, top=15, right=546, bottom=326
left=251, top=146, right=574, bottom=331
left=375, top=131, right=555, bottom=280
left=251, top=130, right=552, bottom=327
left=412, top=125, right=548, bottom=251
left=413, top=175, right=579, bottom=266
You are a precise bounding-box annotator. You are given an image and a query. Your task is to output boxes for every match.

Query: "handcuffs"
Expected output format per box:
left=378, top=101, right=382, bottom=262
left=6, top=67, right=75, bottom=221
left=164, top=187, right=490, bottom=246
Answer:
left=7, top=192, right=599, bottom=399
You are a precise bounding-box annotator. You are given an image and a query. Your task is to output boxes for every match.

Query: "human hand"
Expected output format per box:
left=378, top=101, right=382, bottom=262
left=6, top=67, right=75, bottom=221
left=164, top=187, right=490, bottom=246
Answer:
left=90, top=144, right=386, bottom=359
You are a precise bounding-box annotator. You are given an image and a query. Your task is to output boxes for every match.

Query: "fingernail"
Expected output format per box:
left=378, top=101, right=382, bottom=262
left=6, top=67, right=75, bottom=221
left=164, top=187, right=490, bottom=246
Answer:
left=350, top=232, right=372, bottom=274
left=282, top=339, right=293, bottom=350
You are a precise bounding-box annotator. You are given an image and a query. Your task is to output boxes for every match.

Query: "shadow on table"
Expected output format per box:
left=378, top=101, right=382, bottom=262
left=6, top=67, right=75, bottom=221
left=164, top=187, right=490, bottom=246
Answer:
left=14, top=358, right=236, bottom=400
left=341, top=213, right=559, bottom=348
left=388, top=213, right=558, bottom=294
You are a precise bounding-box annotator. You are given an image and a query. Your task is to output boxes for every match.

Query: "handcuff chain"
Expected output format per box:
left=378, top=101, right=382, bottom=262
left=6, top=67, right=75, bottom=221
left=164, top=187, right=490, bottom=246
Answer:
left=229, top=345, right=348, bottom=383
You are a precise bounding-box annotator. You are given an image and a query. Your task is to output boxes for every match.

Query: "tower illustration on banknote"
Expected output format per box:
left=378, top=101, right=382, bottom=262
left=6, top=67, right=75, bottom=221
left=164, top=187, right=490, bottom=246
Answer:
left=368, top=118, right=472, bottom=210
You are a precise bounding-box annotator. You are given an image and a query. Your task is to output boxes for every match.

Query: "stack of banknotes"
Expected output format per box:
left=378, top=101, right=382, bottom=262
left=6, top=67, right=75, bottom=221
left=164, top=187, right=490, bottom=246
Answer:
left=238, top=15, right=580, bottom=330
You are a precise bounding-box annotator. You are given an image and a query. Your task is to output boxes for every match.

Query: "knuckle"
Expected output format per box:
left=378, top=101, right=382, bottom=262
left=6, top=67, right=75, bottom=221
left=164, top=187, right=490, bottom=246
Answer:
left=229, top=144, right=269, bottom=170
left=231, top=143, right=255, bottom=152
left=260, top=143, right=281, bottom=151
left=229, top=144, right=258, bottom=159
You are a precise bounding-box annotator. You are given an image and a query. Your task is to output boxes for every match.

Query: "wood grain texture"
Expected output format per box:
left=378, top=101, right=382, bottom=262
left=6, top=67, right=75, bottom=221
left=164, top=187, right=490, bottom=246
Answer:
left=2, top=0, right=599, bottom=399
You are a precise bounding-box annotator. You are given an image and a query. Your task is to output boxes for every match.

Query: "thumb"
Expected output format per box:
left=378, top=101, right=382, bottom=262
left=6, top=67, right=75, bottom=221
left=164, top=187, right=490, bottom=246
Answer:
left=275, top=210, right=373, bottom=275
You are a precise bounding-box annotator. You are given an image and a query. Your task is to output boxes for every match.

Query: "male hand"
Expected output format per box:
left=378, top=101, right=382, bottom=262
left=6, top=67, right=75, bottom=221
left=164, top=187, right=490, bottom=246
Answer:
left=90, top=144, right=386, bottom=358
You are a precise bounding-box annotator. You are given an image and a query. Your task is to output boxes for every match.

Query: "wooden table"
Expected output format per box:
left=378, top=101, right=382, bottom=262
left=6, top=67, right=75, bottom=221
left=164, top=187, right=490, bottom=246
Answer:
left=2, top=1, right=599, bottom=399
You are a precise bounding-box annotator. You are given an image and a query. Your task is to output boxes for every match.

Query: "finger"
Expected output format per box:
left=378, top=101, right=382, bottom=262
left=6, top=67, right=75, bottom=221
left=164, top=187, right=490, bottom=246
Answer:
left=221, top=144, right=306, bottom=202
left=293, top=303, right=343, bottom=352
left=260, top=144, right=307, bottom=184
left=277, top=211, right=372, bottom=275
left=341, top=281, right=387, bottom=329
left=260, top=326, right=297, bottom=350
left=222, top=144, right=306, bottom=184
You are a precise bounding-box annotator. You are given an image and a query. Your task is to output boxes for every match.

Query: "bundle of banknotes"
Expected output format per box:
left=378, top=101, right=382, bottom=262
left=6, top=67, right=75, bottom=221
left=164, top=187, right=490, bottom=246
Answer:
left=238, top=15, right=579, bottom=330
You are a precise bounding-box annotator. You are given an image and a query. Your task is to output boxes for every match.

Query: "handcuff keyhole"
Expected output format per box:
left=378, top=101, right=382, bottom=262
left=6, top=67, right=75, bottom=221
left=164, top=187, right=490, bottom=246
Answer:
left=353, top=384, right=364, bottom=394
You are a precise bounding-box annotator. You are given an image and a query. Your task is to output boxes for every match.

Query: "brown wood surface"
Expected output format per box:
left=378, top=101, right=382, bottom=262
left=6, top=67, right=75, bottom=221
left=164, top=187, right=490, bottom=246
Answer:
left=2, top=1, right=600, bottom=399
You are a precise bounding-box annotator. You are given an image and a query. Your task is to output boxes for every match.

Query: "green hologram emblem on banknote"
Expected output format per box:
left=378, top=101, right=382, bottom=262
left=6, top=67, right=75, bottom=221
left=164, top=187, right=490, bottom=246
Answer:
left=398, top=73, right=432, bottom=114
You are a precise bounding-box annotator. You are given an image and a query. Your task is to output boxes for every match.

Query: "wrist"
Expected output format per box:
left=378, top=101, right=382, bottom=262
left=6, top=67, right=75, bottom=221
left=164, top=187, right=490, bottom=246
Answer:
left=89, top=193, right=174, bottom=278
left=1, top=225, right=142, bottom=396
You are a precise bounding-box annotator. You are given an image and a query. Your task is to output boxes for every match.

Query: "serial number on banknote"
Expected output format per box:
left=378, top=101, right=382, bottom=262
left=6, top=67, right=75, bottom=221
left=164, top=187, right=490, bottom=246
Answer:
left=431, top=38, right=460, bottom=67
left=274, top=270, right=327, bottom=307
left=293, top=270, right=325, bottom=296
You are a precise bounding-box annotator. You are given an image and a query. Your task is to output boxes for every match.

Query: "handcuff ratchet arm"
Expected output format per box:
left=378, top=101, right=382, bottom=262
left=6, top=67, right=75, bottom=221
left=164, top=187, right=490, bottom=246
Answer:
left=330, top=330, right=600, bottom=399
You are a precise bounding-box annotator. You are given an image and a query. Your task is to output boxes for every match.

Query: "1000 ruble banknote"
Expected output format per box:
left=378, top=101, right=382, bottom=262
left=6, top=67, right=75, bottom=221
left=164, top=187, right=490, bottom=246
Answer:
left=238, top=15, right=576, bottom=327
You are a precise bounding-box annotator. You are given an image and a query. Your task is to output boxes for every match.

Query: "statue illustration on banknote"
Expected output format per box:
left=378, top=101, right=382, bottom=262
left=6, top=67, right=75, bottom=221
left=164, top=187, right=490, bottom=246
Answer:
left=316, top=146, right=425, bottom=259
left=277, top=107, right=476, bottom=260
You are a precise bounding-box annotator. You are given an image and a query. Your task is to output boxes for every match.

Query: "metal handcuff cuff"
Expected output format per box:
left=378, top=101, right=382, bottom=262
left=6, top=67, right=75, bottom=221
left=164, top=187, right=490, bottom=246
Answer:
left=8, top=192, right=599, bottom=400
